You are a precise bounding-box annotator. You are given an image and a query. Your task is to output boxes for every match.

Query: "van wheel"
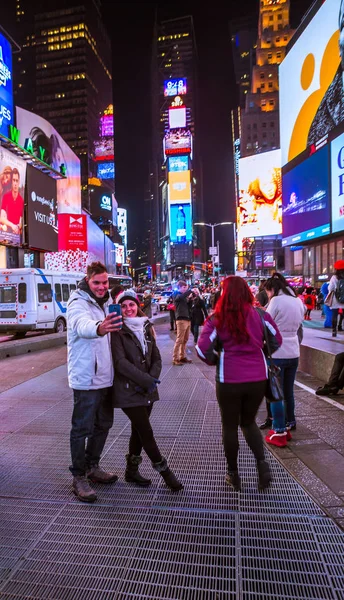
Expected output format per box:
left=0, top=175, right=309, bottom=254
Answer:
left=55, top=318, right=66, bottom=333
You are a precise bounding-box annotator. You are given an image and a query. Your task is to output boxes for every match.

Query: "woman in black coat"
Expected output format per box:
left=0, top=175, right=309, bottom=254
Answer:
left=190, top=289, right=208, bottom=343
left=111, top=289, right=183, bottom=491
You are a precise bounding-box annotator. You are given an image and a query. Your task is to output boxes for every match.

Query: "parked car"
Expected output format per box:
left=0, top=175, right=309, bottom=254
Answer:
left=158, top=291, right=173, bottom=311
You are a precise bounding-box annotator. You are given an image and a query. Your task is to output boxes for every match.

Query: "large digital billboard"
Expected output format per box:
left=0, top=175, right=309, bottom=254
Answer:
left=0, top=32, right=14, bottom=138
left=97, top=162, right=115, bottom=180
left=331, top=131, right=344, bottom=232
left=168, top=170, right=191, bottom=204
left=94, top=138, right=114, bottom=161
left=58, top=214, right=87, bottom=251
left=164, top=78, right=187, bottom=97
left=168, top=156, right=188, bottom=172
left=282, top=145, right=330, bottom=246
left=280, top=0, right=342, bottom=167
left=237, top=149, right=282, bottom=247
left=100, top=114, right=114, bottom=138
left=16, top=107, right=81, bottom=214
left=26, top=166, right=58, bottom=251
left=0, top=147, right=26, bottom=246
left=169, top=107, right=186, bottom=129
left=89, top=187, right=113, bottom=220
left=117, top=207, right=127, bottom=248
left=164, top=129, right=191, bottom=156
left=170, top=204, right=192, bottom=243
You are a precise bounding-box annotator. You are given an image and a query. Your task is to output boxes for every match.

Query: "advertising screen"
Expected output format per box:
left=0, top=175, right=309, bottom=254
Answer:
left=87, top=214, right=105, bottom=263
left=97, top=162, right=115, bottom=180
left=168, top=156, right=188, bottom=172
left=282, top=145, right=330, bottom=246
left=331, top=131, right=344, bottom=232
left=94, top=138, right=114, bottom=161
left=279, top=0, right=341, bottom=167
left=16, top=107, right=81, bottom=214
left=164, top=78, right=187, bottom=97
left=164, top=129, right=191, bottom=156
left=115, top=243, right=124, bottom=264
left=168, top=170, right=191, bottom=204
left=58, top=214, right=87, bottom=251
left=100, top=114, right=114, bottom=137
left=89, top=187, right=113, bottom=220
left=0, top=32, right=14, bottom=138
left=117, top=207, right=127, bottom=248
left=170, top=204, right=192, bottom=243
left=169, top=107, right=186, bottom=129
left=237, top=149, right=282, bottom=247
left=0, top=146, right=26, bottom=246
left=26, top=166, right=58, bottom=251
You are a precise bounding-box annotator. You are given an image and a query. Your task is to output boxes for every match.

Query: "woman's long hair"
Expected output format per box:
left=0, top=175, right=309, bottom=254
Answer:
left=265, top=272, right=294, bottom=298
left=214, top=276, right=253, bottom=343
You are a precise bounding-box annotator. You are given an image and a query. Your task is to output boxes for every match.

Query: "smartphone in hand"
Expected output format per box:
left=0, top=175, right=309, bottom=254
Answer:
left=109, top=303, right=122, bottom=317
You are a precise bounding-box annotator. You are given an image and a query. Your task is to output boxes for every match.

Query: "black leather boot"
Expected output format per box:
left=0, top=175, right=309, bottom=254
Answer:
left=225, top=471, right=241, bottom=491
left=257, top=459, right=272, bottom=490
left=125, top=454, right=151, bottom=487
left=153, top=457, right=183, bottom=491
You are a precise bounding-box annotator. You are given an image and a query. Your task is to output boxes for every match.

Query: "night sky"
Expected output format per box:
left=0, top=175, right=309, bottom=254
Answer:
left=103, top=0, right=315, bottom=254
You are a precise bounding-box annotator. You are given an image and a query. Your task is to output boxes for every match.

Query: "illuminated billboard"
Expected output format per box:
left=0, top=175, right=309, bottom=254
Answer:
left=89, top=187, right=113, bottom=220
left=97, top=162, right=115, bottom=180
left=94, top=138, right=114, bottom=161
left=331, top=131, right=344, bottom=233
left=168, top=156, right=188, bottom=172
left=0, top=147, right=26, bottom=246
left=170, top=204, right=192, bottom=243
left=100, top=114, right=114, bottom=137
left=117, top=207, right=127, bottom=248
left=16, top=107, right=81, bottom=214
left=164, top=78, right=187, bottom=97
left=237, top=149, right=282, bottom=246
left=0, top=32, right=14, bottom=138
left=280, top=0, right=341, bottom=167
left=164, top=129, right=191, bottom=156
left=26, top=166, right=58, bottom=251
left=168, top=170, right=191, bottom=204
left=169, top=107, right=186, bottom=129
left=282, top=145, right=330, bottom=246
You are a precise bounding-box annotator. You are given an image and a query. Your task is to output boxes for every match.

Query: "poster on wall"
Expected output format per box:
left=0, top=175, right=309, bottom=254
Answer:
left=26, top=166, right=58, bottom=251
left=0, top=146, right=26, bottom=246
left=279, top=0, right=342, bottom=167
left=237, top=149, right=282, bottom=248
left=16, top=106, right=81, bottom=214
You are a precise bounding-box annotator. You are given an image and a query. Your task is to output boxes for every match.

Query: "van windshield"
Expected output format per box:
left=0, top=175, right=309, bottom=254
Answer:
left=0, top=286, right=16, bottom=304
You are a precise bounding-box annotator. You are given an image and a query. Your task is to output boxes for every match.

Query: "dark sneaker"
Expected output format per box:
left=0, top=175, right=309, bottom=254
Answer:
left=180, top=357, right=192, bottom=363
left=87, top=466, right=118, bottom=484
left=257, top=460, right=272, bottom=490
left=315, top=385, right=339, bottom=396
left=259, top=417, right=272, bottom=430
left=225, top=471, right=241, bottom=491
left=286, top=421, right=296, bottom=430
left=73, top=476, right=97, bottom=503
left=172, top=360, right=183, bottom=366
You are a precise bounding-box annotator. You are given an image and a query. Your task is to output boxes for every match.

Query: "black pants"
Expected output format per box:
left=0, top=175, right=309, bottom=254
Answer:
left=122, top=405, right=162, bottom=463
left=216, top=380, right=267, bottom=472
left=170, top=310, right=176, bottom=330
left=328, top=352, right=344, bottom=389
left=331, top=309, right=343, bottom=331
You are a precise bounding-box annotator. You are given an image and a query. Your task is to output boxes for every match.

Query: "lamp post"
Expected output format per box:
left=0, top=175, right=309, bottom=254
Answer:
left=194, top=222, right=234, bottom=280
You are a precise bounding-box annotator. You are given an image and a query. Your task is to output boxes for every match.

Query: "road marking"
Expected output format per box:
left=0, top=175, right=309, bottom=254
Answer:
left=295, top=380, right=344, bottom=412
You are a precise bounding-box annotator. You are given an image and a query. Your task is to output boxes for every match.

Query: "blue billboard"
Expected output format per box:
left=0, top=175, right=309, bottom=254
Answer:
left=0, top=32, right=13, bottom=138
left=97, top=162, right=115, bottom=180
left=282, top=145, right=330, bottom=246
left=164, top=78, right=187, bottom=97
left=168, top=156, right=188, bottom=172
left=170, top=204, right=192, bottom=243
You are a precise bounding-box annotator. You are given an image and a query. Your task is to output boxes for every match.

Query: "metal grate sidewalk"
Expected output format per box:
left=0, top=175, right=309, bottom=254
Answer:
left=0, top=326, right=343, bottom=599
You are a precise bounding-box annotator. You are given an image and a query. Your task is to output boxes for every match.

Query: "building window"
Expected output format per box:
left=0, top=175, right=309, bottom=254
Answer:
left=253, top=123, right=257, bottom=130
left=278, top=13, right=282, bottom=20
left=336, top=240, right=343, bottom=261
left=277, top=52, right=281, bottom=59
left=261, top=83, right=265, bottom=89
left=329, top=242, right=335, bottom=273
left=276, top=37, right=280, bottom=42
left=268, top=82, right=273, bottom=88
left=270, top=122, right=275, bottom=127
left=278, top=24, right=283, bottom=30
left=269, top=100, right=274, bottom=106
left=316, top=246, right=321, bottom=274
left=262, top=122, right=267, bottom=128
left=322, top=244, right=328, bottom=274
left=260, top=73, right=264, bottom=79
left=263, top=132, right=267, bottom=138
left=267, top=53, right=272, bottom=60
left=269, top=15, right=273, bottom=21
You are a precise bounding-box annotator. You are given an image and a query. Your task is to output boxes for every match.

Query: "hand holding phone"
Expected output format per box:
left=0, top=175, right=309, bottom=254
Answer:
left=98, top=304, right=122, bottom=335
left=109, top=303, right=122, bottom=317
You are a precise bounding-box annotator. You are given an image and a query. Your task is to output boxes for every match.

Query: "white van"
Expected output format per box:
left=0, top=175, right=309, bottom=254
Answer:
left=0, top=268, right=81, bottom=335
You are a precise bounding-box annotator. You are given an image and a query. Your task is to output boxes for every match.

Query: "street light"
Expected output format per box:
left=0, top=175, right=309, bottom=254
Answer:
left=194, top=222, right=234, bottom=279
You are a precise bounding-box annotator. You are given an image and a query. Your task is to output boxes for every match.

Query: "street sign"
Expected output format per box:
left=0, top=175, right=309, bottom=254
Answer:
left=209, top=246, right=217, bottom=256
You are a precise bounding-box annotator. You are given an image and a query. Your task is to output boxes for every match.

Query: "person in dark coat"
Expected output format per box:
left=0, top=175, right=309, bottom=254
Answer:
left=190, top=288, right=208, bottom=344
left=111, top=289, right=183, bottom=491
left=142, top=290, right=152, bottom=318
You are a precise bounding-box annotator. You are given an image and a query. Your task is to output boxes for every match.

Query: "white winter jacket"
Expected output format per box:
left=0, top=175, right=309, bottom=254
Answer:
left=67, top=289, right=114, bottom=390
left=266, top=291, right=305, bottom=359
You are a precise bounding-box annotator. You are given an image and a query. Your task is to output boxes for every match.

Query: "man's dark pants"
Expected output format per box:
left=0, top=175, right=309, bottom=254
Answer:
left=328, top=352, right=344, bottom=389
left=69, top=388, right=113, bottom=476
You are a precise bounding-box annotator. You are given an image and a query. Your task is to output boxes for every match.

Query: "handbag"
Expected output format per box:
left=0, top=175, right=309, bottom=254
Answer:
left=257, top=310, right=284, bottom=403
left=324, top=291, right=334, bottom=307
left=167, top=303, right=175, bottom=311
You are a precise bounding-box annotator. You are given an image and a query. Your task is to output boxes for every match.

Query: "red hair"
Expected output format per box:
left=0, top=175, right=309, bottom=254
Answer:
left=214, top=276, right=254, bottom=343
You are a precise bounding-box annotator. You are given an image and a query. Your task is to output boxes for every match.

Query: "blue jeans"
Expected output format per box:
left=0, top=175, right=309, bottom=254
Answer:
left=70, top=388, right=114, bottom=476
left=270, top=358, right=298, bottom=432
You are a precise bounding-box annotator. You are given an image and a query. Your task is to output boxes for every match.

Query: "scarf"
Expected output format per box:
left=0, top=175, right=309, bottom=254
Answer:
left=124, top=316, right=149, bottom=355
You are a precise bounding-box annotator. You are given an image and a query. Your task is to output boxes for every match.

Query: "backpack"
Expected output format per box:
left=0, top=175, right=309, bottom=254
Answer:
left=335, top=279, right=344, bottom=304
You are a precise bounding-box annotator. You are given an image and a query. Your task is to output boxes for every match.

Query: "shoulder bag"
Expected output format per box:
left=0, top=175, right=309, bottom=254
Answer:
left=257, top=310, right=284, bottom=403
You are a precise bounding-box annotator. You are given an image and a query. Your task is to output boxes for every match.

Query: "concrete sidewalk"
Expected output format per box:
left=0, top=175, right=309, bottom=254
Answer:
left=0, top=322, right=344, bottom=599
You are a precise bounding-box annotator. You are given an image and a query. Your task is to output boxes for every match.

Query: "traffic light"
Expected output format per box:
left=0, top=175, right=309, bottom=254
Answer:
left=207, top=261, right=212, bottom=274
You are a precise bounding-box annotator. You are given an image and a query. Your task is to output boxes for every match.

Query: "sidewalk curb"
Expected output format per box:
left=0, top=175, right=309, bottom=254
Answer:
left=0, top=332, right=67, bottom=359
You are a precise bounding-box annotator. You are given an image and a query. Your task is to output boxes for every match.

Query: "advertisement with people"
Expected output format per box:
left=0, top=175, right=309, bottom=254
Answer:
left=282, top=145, right=330, bottom=246
left=237, top=149, right=282, bottom=248
left=16, top=107, right=81, bottom=214
left=26, top=166, right=58, bottom=251
left=279, top=0, right=342, bottom=167
left=164, top=129, right=191, bottom=155
left=0, top=147, right=26, bottom=246
left=0, top=31, right=14, bottom=138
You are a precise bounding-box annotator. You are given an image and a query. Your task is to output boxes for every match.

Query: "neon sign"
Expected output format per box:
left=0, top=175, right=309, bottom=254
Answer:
left=6, top=124, right=66, bottom=176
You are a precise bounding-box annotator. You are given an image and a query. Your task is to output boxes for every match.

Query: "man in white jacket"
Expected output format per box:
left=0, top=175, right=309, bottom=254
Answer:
left=67, top=261, right=122, bottom=502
